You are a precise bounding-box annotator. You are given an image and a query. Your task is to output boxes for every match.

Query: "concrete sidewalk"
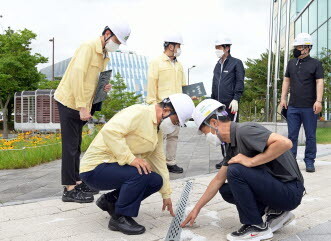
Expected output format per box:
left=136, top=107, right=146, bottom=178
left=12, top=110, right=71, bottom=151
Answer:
left=1, top=126, right=331, bottom=205
left=1, top=159, right=331, bottom=241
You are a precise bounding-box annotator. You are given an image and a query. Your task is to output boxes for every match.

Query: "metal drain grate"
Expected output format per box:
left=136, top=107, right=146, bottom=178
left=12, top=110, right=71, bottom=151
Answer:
left=165, top=181, right=193, bottom=241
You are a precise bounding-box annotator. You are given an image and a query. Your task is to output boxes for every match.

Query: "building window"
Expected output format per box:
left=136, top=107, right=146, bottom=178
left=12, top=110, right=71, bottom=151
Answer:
left=295, top=17, right=302, bottom=36
left=318, top=0, right=328, bottom=27
left=302, top=9, right=309, bottom=33
left=290, top=0, right=297, bottom=21
left=318, top=22, right=327, bottom=57
left=297, top=0, right=310, bottom=13
left=309, top=0, right=317, bottom=33
left=311, top=31, right=318, bottom=57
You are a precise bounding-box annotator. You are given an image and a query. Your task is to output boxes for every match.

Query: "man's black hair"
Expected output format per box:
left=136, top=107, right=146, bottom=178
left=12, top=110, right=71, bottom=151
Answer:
left=158, top=98, right=176, bottom=113
left=221, top=44, right=231, bottom=54
left=102, top=26, right=113, bottom=35
left=164, top=42, right=178, bottom=50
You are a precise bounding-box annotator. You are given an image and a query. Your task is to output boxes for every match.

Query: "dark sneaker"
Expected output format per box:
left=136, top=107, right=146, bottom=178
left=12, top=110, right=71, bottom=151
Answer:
left=62, top=187, right=94, bottom=203
left=266, top=210, right=295, bottom=232
left=108, top=215, right=146, bottom=235
left=305, top=163, right=315, bottom=173
left=96, top=194, right=116, bottom=217
left=167, top=164, right=183, bottom=173
left=215, top=162, right=223, bottom=169
left=227, top=223, right=273, bottom=241
left=76, top=182, right=100, bottom=195
left=216, top=158, right=227, bottom=169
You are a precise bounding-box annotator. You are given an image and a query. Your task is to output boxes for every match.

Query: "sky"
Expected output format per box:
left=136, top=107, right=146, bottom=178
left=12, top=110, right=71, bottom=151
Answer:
left=0, top=0, right=271, bottom=94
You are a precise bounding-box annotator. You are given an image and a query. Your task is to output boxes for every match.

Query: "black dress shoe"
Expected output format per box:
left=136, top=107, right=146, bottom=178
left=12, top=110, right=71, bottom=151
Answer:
left=167, top=164, right=184, bottom=173
left=96, top=194, right=115, bottom=217
left=62, top=187, right=94, bottom=203
left=76, top=182, right=100, bottom=195
left=108, top=215, right=146, bottom=235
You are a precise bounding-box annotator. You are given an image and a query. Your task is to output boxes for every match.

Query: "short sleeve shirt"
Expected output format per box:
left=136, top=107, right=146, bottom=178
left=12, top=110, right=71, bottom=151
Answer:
left=285, top=56, right=324, bottom=108
left=222, top=122, right=304, bottom=183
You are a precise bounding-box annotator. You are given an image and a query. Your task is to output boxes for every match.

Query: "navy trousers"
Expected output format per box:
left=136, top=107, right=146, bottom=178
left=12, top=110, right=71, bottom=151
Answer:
left=80, top=163, right=163, bottom=217
left=287, top=106, right=318, bottom=164
left=219, top=164, right=304, bottom=225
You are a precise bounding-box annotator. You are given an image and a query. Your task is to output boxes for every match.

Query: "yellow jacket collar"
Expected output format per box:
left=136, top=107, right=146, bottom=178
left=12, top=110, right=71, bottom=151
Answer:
left=161, top=53, right=177, bottom=62
left=150, top=104, right=158, bottom=124
left=95, top=37, right=104, bottom=54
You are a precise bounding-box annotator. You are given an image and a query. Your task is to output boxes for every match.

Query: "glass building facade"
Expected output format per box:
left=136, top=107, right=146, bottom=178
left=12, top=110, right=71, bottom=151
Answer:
left=294, top=0, right=331, bottom=57
left=274, top=0, right=331, bottom=57
left=272, top=0, right=331, bottom=120
left=40, top=50, right=149, bottom=98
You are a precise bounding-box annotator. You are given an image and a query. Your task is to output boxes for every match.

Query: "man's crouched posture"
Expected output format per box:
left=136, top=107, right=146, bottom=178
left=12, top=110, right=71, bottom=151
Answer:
left=80, top=94, right=194, bottom=235
left=182, top=99, right=305, bottom=241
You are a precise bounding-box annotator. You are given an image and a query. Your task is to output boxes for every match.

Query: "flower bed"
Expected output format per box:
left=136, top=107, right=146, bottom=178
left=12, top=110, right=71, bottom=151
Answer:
left=0, top=129, right=98, bottom=169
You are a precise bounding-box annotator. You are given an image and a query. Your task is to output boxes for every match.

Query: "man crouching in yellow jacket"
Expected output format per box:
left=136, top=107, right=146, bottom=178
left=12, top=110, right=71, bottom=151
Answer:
left=80, top=93, right=195, bottom=235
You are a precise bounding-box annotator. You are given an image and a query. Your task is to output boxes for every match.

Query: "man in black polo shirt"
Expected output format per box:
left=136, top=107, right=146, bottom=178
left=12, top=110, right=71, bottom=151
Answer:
left=211, top=35, right=245, bottom=169
left=280, top=33, right=324, bottom=173
left=181, top=99, right=304, bottom=241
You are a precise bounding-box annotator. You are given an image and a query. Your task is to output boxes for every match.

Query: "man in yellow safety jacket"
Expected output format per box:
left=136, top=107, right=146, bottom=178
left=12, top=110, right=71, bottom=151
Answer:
left=146, top=32, right=186, bottom=174
left=54, top=21, right=131, bottom=203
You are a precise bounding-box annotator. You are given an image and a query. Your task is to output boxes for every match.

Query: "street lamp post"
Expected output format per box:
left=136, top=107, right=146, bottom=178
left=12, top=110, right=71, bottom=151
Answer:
left=0, top=15, right=4, bottom=33
left=187, top=65, right=196, bottom=85
left=49, top=37, right=55, bottom=81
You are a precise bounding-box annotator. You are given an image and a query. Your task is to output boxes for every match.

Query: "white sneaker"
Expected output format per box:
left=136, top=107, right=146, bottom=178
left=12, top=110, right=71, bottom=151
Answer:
left=226, top=223, right=273, bottom=241
left=266, top=210, right=295, bottom=232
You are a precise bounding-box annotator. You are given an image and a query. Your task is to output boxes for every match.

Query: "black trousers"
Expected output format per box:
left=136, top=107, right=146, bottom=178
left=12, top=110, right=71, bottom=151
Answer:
left=221, top=102, right=239, bottom=158
left=57, top=102, right=86, bottom=185
left=219, top=164, right=304, bottom=225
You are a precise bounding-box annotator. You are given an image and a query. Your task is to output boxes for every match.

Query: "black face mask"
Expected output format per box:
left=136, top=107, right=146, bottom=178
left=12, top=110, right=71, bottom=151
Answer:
left=293, top=49, right=302, bottom=58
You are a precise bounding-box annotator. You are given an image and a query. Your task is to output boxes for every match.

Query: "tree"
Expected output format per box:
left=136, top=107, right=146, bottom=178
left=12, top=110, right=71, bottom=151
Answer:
left=242, top=51, right=285, bottom=121
left=318, top=48, right=331, bottom=119
left=38, top=76, right=61, bottom=89
left=0, top=27, right=47, bottom=138
left=100, top=72, right=142, bottom=120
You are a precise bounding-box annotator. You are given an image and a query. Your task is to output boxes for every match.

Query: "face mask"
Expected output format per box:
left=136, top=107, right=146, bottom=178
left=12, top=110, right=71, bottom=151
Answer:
left=215, top=49, right=224, bottom=58
left=206, top=132, right=222, bottom=146
left=293, top=48, right=302, bottom=58
left=174, top=48, right=181, bottom=57
left=159, top=117, right=177, bottom=135
left=105, top=39, right=120, bottom=52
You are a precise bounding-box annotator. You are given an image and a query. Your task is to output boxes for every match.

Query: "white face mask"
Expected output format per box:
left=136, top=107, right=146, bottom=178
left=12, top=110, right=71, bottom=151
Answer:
left=206, top=132, right=222, bottom=146
left=105, top=39, right=120, bottom=52
left=215, top=49, right=224, bottom=58
left=159, top=117, right=177, bottom=135
left=174, top=48, right=181, bottom=57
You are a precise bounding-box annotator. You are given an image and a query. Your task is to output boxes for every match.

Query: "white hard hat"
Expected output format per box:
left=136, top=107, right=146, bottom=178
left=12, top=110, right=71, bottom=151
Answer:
left=192, top=99, right=226, bottom=134
left=215, top=35, right=232, bottom=46
left=104, top=21, right=131, bottom=45
left=293, top=33, right=313, bottom=46
left=168, top=93, right=194, bottom=126
left=164, top=32, right=183, bottom=44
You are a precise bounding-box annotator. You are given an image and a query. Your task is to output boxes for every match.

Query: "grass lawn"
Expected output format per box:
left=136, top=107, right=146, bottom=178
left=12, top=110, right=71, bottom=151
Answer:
left=316, top=127, right=331, bottom=144
left=0, top=127, right=99, bottom=170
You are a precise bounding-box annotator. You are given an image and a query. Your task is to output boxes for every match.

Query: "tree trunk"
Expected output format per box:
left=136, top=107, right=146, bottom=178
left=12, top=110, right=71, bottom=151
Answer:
left=1, top=96, right=11, bottom=139
left=2, top=107, right=9, bottom=139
